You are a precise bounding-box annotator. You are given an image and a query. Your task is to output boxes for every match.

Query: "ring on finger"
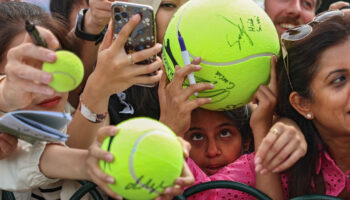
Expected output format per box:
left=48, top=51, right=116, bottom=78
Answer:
left=270, top=128, right=280, bottom=137
left=127, top=54, right=134, bottom=65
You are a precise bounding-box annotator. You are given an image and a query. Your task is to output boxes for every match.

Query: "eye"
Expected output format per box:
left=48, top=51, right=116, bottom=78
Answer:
left=191, top=133, right=203, bottom=141
left=220, top=129, right=232, bottom=138
left=331, top=74, right=347, bottom=86
left=302, top=0, right=314, bottom=9
left=159, top=2, right=177, bottom=9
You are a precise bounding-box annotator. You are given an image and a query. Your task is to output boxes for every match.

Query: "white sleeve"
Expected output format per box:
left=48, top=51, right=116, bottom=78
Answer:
left=0, top=140, right=59, bottom=192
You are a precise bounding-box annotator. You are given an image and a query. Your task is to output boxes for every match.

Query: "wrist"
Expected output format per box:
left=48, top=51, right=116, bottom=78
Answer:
left=0, top=77, right=15, bottom=112
left=79, top=151, right=91, bottom=181
left=75, top=8, right=107, bottom=43
left=84, top=73, right=110, bottom=101
left=84, top=9, right=106, bottom=35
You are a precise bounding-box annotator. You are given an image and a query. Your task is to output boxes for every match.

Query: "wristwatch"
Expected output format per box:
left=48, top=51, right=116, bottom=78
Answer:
left=74, top=8, right=102, bottom=41
left=78, top=97, right=107, bottom=123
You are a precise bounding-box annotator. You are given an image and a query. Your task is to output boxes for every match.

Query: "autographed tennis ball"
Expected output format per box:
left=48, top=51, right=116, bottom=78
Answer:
left=42, top=50, right=84, bottom=92
left=99, top=118, right=183, bottom=200
left=162, top=0, right=280, bottom=110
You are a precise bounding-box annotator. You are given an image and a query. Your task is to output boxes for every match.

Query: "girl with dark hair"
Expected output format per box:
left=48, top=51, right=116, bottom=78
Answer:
left=158, top=57, right=307, bottom=199
left=275, top=10, right=350, bottom=198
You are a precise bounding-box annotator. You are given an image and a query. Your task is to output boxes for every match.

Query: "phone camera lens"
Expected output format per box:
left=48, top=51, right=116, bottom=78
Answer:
left=114, top=7, right=121, bottom=13
left=137, top=45, right=145, bottom=50
left=115, top=14, right=122, bottom=21
left=121, top=12, right=128, bottom=18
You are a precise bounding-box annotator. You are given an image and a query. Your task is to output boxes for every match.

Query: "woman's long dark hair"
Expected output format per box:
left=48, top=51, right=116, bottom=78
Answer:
left=0, top=2, right=76, bottom=65
left=276, top=15, right=350, bottom=197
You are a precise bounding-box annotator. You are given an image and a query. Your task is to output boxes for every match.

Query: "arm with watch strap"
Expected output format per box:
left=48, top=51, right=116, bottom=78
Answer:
left=66, top=0, right=113, bottom=149
left=67, top=0, right=112, bottom=109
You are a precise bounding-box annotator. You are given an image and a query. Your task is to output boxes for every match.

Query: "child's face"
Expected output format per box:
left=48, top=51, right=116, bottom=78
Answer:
left=184, top=108, right=242, bottom=176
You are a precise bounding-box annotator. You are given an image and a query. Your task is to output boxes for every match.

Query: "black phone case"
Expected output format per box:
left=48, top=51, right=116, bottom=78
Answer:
left=112, top=2, right=156, bottom=65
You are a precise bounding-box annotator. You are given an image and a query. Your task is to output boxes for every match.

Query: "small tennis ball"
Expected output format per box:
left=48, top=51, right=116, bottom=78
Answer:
left=42, top=50, right=84, bottom=92
left=162, top=0, right=280, bottom=111
left=99, top=117, right=183, bottom=200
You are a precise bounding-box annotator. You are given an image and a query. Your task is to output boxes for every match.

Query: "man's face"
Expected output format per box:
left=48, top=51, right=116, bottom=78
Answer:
left=265, top=0, right=316, bottom=37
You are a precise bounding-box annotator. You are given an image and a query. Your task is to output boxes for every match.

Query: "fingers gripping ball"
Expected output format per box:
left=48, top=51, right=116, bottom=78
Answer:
left=42, top=50, right=84, bottom=92
left=100, top=118, right=184, bottom=200
left=162, top=0, right=280, bottom=111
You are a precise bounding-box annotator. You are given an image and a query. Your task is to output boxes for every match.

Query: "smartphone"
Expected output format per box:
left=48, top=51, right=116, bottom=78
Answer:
left=111, top=2, right=157, bottom=87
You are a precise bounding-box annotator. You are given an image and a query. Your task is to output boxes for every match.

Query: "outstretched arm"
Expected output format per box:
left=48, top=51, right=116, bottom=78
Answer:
left=250, top=56, right=283, bottom=200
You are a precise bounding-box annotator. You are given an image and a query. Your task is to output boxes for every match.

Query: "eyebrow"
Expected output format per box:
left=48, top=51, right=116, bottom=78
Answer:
left=188, top=127, right=202, bottom=131
left=324, top=69, right=347, bottom=81
left=217, top=122, right=236, bottom=128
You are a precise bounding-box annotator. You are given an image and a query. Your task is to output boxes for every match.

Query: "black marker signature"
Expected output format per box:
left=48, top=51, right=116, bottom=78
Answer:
left=219, top=15, right=254, bottom=51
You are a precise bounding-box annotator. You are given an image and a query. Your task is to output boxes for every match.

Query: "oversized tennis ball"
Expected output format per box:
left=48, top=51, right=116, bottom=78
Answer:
left=99, top=117, right=184, bottom=200
left=162, top=0, right=280, bottom=111
left=42, top=50, right=84, bottom=92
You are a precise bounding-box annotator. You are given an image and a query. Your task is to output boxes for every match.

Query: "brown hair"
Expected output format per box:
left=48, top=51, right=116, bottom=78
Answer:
left=0, top=2, right=76, bottom=63
left=276, top=14, right=350, bottom=197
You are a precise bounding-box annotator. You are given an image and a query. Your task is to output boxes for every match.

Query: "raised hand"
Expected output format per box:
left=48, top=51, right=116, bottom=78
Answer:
left=158, top=57, right=214, bottom=137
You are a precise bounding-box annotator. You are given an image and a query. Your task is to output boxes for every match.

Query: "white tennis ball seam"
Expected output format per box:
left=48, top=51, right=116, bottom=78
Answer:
left=51, top=71, right=77, bottom=85
left=190, top=53, right=275, bottom=66
left=129, top=130, right=175, bottom=195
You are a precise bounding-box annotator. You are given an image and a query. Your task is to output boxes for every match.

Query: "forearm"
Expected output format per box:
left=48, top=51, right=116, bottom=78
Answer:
left=253, top=128, right=283, bottom=200
left=39, top=144, right=91, bottom=181
left=67, top=29, right=99, bottom=108
left=66, top=75, right=110, bottom=149
left=0, top=78, right=17, bottom=112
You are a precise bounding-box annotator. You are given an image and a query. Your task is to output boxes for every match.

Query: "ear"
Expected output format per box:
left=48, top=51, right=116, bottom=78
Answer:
left=289, top=91, right=313, bottom=119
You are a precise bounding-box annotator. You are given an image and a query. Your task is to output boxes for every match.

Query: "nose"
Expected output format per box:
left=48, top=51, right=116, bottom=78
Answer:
left=286, top=0, right=302, bottom=17
left=206, top=140, right=222, bottom=158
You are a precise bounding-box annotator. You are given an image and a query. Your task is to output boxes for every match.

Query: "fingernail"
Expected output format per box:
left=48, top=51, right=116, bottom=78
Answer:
left=107, top=176, right=115, bottom=183
left=183, top=148, right=189, bottom=158
left=260, top=169, right=268, bottom=175
left=132, top=14, right=140, bottom=20
left=105, top=153, right=114, bottom=162
left=255, top=157, right=262, bottom=165
left=175, top=179, right=183, bottom=185
left=164, top=188, right=171, bottom=194
left=195, top=65, right=202, bottom=70
left=41, top=73, right=52, bottom=84
left=210, top=84, right=215, bottom=88
left=47, top=52, right=57, bottom=62
left=156, top=43, right=163, bottom=49
left=44, top=88, right=54, bottom=95
left=52, top=39, right=59, bottom=48
left=110, top=127, right=118, bottom=134
left=255, top=164, right=262, bottom=172
left=272, top=168, right=279, bottom=173
left=207, top=98, right=212, bottom=102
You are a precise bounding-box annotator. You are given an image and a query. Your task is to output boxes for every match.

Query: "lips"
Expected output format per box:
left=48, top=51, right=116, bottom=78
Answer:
left=38, top=96, right=62, bottom=108
left=204, top=164, right=225, bottom=175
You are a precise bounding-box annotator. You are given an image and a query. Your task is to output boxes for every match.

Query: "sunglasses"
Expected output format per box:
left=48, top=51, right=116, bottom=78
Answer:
left=280, top=10, right=344, bottom=90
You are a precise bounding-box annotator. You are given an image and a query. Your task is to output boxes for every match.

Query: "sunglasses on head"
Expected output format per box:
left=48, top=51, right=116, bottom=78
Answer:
left=280, top=10, right=344, bottom=91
